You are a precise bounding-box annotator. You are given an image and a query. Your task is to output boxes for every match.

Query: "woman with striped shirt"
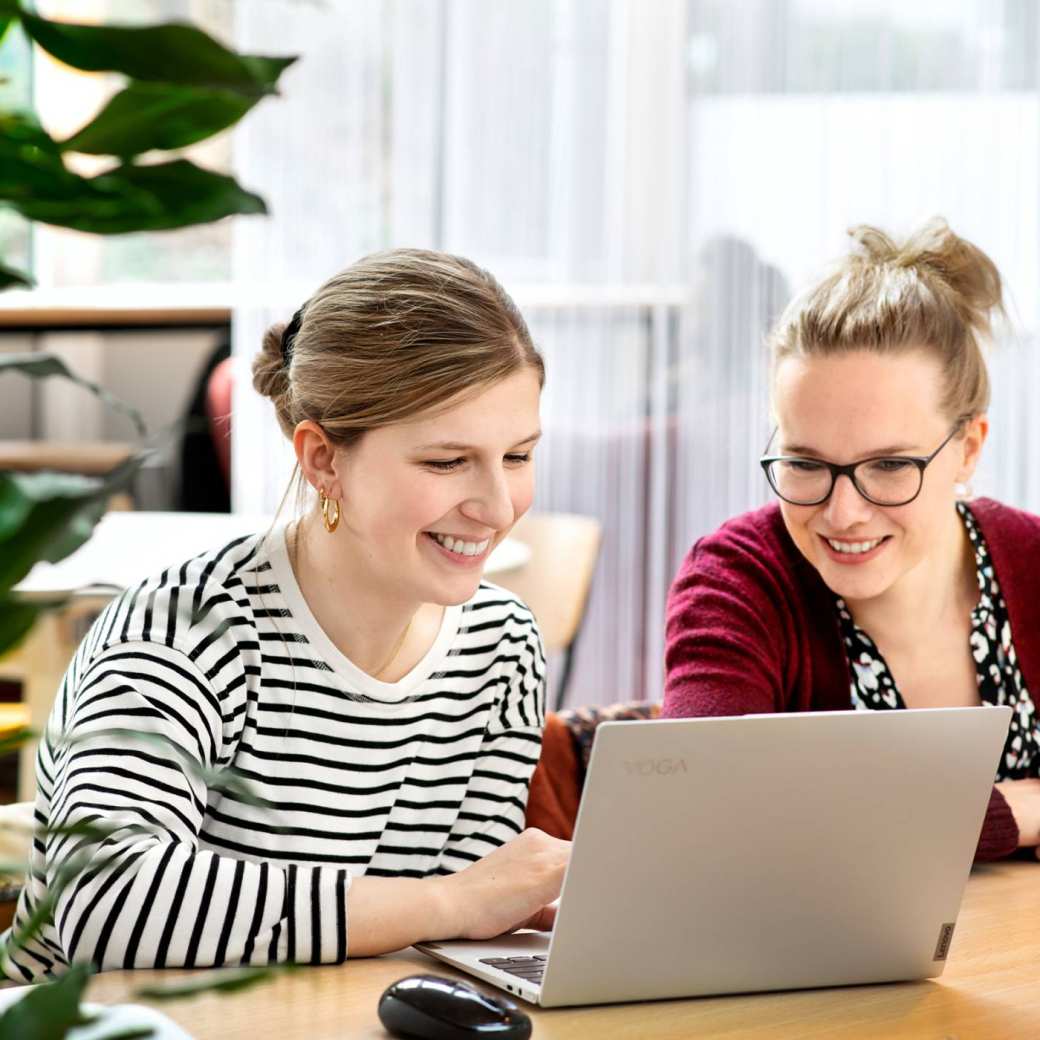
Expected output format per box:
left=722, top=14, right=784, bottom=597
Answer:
left=5, top=249, right=566, bottom=980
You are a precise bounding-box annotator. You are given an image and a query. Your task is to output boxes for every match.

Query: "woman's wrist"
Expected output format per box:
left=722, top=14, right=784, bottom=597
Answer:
left=423, top=873, right=463, bottom=942
left=347, top=875, right=460, bottom=956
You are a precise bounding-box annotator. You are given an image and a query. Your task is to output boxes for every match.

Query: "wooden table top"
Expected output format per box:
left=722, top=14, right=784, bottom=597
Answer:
left=83, top=861, right=1040, bottom=1039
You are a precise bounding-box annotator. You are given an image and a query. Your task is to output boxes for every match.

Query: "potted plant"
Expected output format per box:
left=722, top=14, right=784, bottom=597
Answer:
left=0, top=5, right=296, bottom=1034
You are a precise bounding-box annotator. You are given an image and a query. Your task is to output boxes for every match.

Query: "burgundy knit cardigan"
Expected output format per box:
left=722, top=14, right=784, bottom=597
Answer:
left=662, top=497, right=1040, bottom=861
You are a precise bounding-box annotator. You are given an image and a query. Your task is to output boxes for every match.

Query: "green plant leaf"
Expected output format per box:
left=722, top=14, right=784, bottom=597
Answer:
left=102, top=160, right=267, bottom=226
left=0, top=7, right=20, bottom=47
left=0, top=599, right=39, bottom=659
left=0, top=725, right=34, bottom=758
left=0, top=840, right=132, bottom=968
left=0, top=352, right=146, bottom=436
left=0, top=458, right=146, bottom=599
left=134, top=963, right=297, bottom=1000
left=9, top=488, right=106, bottom=574
left=0, top=113, right=81, bottom=203
left=0, top=739, right=31, bottom=772
left=62, top=82, right=259, bottom=157
left=10, top=158, right=266, bottom=233
left=0, top=261, right=33, bottom=289
left=20, top=12, right=295, bottom=96
left=0, top=961, right=96, bottom=1039
left=0, top=112, right=63, bottom=158
left=0, top=884, right=56, bottom=966
left=0, top=469, right=98, bottom=546
left=0, top=112, right=266, bottom=234
left=64, top=728, right=272, bottom=811
left=42, top=819, right=155, bottom=844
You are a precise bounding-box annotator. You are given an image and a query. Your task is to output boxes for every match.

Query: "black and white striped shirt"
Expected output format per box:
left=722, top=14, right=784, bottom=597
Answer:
left=4, top=528, right=546, bottom=981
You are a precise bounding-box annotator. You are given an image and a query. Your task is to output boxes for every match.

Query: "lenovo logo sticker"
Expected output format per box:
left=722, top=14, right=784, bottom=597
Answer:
left=933, top=922, right=956, bottom=961
left=623, top=758, right=688, bottom=776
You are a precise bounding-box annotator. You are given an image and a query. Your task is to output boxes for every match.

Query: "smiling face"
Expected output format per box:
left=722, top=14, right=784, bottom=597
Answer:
left=329, top=366, right=542, bottom=607
left=771, top=349, right=985, bottom=605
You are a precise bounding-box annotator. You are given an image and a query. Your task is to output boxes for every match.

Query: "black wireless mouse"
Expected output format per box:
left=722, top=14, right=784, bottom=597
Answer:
left=377, top=974, right=532, bottom=1040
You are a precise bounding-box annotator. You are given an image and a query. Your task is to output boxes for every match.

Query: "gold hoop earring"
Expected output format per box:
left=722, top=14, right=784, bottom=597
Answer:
left=320, top=490, right=340, bottom=533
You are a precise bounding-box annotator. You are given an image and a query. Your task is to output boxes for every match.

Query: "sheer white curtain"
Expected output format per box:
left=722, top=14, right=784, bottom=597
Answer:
left=230, top=0, right=393, bottom=512
left=231, top=0, right=1040, bottom=707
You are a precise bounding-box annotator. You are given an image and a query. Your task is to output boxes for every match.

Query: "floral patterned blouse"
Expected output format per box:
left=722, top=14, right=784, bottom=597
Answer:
left=837, top=501, right=1038, bottom=779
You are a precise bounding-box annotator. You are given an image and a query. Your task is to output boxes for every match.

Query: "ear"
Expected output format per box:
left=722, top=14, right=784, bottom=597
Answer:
left=956, top=414, right=988, bottom=483
left=293, top=420, right=344, bottom=499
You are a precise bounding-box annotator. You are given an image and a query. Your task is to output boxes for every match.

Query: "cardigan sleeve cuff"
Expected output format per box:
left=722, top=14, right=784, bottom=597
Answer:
left=973, top=786, right=1019, bottom=862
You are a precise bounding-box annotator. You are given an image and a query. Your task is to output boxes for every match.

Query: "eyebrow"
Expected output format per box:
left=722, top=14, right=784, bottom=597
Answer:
left=416, top=431, right=542, bottom=452
left=781, top=442, right=921, bottom=458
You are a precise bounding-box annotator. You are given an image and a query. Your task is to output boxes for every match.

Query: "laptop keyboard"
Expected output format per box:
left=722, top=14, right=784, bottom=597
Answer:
left=478, top=955, right=546, bottom=984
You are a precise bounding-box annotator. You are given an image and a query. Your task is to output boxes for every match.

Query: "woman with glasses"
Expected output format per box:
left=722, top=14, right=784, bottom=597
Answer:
left=663, top=219, right=1040, bottom=861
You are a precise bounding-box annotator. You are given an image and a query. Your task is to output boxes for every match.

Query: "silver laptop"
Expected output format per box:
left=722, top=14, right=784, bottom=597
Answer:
left=417, top=706, right=1011, bottom=1008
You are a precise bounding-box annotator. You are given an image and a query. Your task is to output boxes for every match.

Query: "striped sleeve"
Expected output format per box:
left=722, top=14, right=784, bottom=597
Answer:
left=435, top=614, right=547, bottom=872
left=44, top=640, right=350, bottom=970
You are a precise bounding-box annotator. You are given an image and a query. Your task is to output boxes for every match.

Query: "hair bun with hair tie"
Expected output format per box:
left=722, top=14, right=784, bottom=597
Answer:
left=281, top=308, right=304, bottom=367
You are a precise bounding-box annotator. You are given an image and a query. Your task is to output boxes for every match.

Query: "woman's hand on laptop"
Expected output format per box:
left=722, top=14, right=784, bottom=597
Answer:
left=995, top=778, right=1040, bottom=853
left=342, top=828, right=569, bottom=957
left=435, top=827, right=571, bottom=940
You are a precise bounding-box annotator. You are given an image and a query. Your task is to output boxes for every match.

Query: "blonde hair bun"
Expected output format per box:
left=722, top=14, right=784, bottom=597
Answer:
left=848, top=218, right=1003, bottom=340
left=252, top=323, right=291, bottom=398
left=770, top=218, right=1005, bottom=419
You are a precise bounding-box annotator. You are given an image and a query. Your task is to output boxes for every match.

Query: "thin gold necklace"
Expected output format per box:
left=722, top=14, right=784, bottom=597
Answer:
left=371, top=616, right=413, bottom=680
left=288, top=521, right=414, bottom=681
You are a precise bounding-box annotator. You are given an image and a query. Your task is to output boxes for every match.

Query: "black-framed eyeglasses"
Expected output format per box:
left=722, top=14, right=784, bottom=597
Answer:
left=759, top=423, right=965, bottom=507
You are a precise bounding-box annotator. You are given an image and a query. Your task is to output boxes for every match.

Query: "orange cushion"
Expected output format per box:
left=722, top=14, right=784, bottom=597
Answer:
left=524, top=713, right=581, bottom=841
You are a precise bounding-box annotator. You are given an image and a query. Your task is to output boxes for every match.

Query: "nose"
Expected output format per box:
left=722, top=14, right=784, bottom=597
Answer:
left=460, top=464, right=516, bottom=532
left=821, top=473, right=873, bottom=530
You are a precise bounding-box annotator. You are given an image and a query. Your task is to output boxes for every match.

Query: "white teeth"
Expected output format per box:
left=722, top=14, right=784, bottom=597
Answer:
left=430, top=533, right=490, bottom=557
left=827, top=537, right=883, bottom=555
